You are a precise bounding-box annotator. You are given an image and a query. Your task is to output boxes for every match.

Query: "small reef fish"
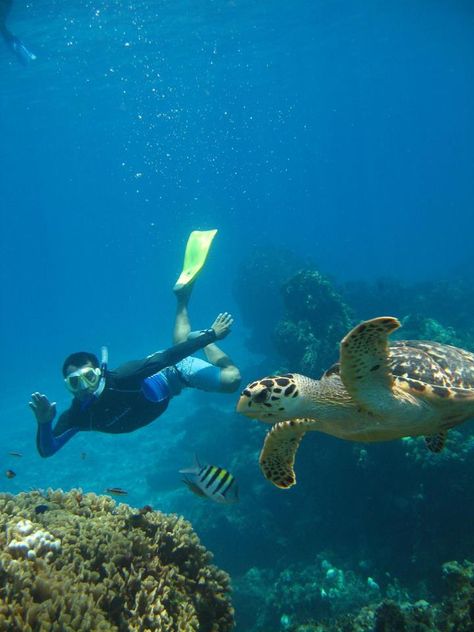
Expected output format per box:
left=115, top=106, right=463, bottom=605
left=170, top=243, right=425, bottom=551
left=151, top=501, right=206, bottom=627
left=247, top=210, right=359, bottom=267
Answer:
left=106, top=487, right=128, bottom=496
left=5, top=469, right=16, bottom=479
left=180, top=458, right=239, bottom=504
left=8, top=451, right=23, bottom=457
left=35, top=504, right=49, bottom=514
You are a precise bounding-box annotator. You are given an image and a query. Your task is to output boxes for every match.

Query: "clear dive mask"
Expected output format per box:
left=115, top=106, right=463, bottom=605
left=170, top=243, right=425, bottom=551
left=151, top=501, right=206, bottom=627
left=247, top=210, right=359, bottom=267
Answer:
left=64, top=346, right=108, bottom=395
left=64, top=367, right=101, bottom=393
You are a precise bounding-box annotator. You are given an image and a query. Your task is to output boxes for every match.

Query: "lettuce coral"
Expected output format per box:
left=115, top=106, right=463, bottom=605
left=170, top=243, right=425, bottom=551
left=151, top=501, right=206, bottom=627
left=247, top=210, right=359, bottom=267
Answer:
left=0, top=489, right=233, bottom=631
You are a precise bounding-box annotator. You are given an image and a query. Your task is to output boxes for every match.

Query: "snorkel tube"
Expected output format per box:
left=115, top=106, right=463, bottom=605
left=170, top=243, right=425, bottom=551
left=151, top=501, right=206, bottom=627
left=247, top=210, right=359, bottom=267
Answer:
left=100, top=345, right=108, bottom=374
left=94, top=345, right=108, bottom=397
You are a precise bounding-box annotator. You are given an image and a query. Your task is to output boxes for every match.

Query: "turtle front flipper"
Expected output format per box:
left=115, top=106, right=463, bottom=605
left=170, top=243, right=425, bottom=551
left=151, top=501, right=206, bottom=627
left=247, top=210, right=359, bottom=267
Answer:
left=259, top=419, right=313, bottom=488
left=340, top=316, right=401, bottom=413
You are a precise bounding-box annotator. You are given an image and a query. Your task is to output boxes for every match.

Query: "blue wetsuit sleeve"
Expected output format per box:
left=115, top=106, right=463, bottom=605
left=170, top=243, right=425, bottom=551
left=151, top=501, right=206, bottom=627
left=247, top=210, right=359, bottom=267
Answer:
left=36, top=421, right=79, bottom=458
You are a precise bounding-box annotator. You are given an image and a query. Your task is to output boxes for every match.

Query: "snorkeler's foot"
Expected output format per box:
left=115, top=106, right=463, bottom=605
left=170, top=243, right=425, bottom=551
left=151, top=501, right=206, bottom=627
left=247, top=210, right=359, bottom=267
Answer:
left=173, top=279, right=195, bottom=300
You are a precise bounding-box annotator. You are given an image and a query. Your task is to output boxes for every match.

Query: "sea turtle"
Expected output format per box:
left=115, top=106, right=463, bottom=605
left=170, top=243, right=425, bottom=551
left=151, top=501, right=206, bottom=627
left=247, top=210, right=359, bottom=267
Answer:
left=236, top=316, right=474, bottom=489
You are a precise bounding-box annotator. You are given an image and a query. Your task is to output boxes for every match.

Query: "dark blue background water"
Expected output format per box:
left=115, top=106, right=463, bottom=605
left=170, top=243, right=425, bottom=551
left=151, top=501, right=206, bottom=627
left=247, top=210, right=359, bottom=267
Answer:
left=1, top=1, right=473, bottom=628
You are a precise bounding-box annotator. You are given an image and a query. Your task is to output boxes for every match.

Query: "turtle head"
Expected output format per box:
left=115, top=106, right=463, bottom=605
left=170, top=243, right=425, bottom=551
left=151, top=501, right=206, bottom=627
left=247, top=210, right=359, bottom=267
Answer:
left=236, top=374, right=301, bottom=422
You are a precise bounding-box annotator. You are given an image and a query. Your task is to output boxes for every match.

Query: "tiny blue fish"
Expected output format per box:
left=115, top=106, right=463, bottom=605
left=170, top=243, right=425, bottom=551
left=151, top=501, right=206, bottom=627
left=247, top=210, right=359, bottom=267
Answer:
left=35, top=504, right=49, bottom=514
left=180, top=457, right=239, bottom=504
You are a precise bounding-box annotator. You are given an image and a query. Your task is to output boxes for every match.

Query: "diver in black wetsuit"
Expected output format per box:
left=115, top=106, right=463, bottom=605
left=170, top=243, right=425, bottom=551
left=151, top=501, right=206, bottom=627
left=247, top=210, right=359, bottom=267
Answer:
left=30, top=229, right=242, bottom=457
left=31, top=309, right=239, bottom=457
left=0, top=0, right=36, bottom=65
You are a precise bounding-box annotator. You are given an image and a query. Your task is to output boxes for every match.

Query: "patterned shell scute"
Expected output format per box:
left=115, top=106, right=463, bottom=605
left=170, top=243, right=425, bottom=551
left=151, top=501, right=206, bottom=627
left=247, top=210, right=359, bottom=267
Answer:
left=389, top=341, right=474, bottom=389
left=323, top=340, right=474, bottom=390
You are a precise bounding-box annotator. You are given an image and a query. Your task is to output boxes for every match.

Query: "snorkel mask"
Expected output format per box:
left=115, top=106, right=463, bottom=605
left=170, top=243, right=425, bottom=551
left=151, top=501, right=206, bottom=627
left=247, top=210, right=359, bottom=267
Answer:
left=64, top=346, right=108, bottom=396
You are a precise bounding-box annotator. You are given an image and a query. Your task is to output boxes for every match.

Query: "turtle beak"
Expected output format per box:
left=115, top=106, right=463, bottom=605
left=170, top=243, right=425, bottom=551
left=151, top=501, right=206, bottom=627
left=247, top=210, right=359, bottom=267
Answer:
left=236, top=389, right=252, bottom=414
left=236, top=385, right=271, bottom=416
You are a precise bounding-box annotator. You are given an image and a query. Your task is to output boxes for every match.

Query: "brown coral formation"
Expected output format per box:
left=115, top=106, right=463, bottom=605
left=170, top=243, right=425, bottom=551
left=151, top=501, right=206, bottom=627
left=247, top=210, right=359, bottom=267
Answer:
left=0, top=489, right=233, bottom=631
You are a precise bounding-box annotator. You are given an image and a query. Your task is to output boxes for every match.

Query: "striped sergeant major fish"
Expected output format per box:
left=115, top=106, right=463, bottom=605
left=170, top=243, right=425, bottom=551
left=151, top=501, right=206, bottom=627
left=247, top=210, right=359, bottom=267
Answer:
left=180, top=457, right=239, bottom=504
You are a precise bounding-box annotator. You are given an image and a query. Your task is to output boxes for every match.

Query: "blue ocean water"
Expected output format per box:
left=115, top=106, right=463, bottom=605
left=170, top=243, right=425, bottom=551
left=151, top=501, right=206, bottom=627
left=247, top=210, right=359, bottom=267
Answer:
left=1, top=1, right=474, bottom=629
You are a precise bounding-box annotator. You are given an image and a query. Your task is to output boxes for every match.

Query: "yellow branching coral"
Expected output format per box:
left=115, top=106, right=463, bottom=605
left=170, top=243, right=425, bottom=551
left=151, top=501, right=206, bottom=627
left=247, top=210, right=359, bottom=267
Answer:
left=0, top=489, right=234, bottom=631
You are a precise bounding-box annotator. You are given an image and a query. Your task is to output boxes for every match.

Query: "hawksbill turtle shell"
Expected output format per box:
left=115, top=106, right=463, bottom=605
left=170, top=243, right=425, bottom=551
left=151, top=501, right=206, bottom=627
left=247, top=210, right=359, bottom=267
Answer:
left=236, top=316, right=474, bottom=489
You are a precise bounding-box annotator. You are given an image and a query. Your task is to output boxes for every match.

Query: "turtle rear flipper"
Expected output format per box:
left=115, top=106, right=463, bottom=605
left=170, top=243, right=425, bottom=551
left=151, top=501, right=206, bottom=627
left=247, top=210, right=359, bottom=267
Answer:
left=340, top=316, right=400, bottom=413
left=259, top=419, right=313, bottom=488
left=425, top=431, right=448, bottom=453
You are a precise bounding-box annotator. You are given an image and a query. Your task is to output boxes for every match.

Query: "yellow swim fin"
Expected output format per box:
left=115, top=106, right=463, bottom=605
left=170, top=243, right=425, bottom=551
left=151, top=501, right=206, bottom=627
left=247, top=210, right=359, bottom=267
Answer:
left=173, top=229, right=218, bottom=291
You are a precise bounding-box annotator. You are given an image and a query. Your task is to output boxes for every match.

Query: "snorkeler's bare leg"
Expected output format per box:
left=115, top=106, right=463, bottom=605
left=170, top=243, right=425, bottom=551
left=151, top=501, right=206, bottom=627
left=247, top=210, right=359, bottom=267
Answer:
left=202, top=313, right=240, bottom=391
left=203, top=343, right=241, bottom=392
left=173, top=297, right=241, bottom=391
left=173, top=283, right=194, bottom=344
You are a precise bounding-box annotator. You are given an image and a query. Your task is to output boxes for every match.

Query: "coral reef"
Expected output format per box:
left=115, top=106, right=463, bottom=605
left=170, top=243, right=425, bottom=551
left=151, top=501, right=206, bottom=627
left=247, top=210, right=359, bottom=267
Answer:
left=233, top=255, right=474, bottom=377
left=0, top=489, right=233, bottom=631
left=343, top=278, right=474, bottom=349
left=196, top=266, right=474, bottom=632
left=397, top=314, right=461, bottom=346
left=274, top=269, right=353, bottom=377
left=292, top=559, right=474, bottom=631
left=273, top=271, right=474, bottom=378
left=233, top=555, right=382, bottom=631
left=224, top=424, right=474, bottom=630
left=233, top=557, right=474, bottom=631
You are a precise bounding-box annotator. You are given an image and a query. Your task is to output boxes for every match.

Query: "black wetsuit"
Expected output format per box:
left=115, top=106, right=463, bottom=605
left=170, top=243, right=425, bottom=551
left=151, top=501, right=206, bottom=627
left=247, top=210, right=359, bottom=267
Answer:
left=36, top=329, right=217, bottom=457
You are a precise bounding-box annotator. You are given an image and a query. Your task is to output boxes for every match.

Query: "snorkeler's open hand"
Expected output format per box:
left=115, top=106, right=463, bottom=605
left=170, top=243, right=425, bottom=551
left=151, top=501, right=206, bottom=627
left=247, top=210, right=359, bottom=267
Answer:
left=29, top=392, right=56, bottom=424
left=211, top=312, right=234, bottom=340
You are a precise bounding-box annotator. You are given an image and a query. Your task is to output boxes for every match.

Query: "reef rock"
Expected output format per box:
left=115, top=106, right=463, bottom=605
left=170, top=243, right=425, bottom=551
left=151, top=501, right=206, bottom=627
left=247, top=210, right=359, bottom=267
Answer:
left=233, top=248, right=304, bottom=355
left=275, top=269, right=353, bottom=377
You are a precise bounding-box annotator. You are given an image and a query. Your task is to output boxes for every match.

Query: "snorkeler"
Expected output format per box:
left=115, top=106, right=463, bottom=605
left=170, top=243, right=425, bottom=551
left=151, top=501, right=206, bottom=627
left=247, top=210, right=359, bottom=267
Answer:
left=0, top=0, right=36, bottom=65
left=30, top=230, right=241, bottom=458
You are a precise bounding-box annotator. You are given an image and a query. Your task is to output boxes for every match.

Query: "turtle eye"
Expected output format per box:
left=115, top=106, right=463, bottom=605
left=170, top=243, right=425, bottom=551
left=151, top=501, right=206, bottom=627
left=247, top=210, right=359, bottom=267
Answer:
left=252, top=386, right=271, bottom=404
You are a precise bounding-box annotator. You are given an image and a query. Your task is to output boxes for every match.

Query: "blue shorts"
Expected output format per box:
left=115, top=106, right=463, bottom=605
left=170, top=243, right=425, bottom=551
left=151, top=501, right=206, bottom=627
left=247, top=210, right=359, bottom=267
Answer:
left=172, top=357, right=222, bottom=393
left=142, top=357, right=221, bottom=402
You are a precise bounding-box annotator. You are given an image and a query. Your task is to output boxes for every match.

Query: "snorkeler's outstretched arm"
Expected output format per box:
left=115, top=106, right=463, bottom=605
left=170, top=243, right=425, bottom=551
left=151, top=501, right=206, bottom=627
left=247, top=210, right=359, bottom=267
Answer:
left=151, top=311, right=234, bottom=363
left=113, top=313, right=234, bottom=382
left=30, top=393, right=79, bottom=457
